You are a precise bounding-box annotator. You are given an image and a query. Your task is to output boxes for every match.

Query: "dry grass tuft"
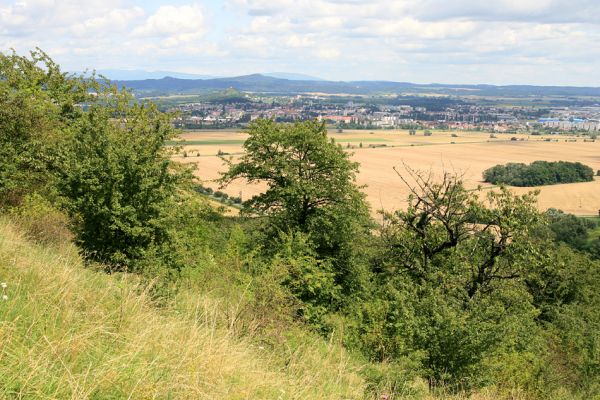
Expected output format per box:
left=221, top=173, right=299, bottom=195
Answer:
left=0, top=218, right=365, bottom=399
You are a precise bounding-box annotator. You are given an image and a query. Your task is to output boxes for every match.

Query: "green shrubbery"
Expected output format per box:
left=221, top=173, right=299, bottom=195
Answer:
left=483, top=160, right=594, bottom=186
left=3, top=50, right=600, bottom=399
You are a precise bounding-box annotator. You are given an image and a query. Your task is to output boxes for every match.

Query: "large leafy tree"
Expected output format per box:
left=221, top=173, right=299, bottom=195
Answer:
left=356, top=168, right=545, bottom=387
left=59, top=89, right=190, bottom=268
left=220, top=119, right=372, bottom=296
left=0, top=49, right=93, bottom=206
left=1, top=49, right=191, bottom=269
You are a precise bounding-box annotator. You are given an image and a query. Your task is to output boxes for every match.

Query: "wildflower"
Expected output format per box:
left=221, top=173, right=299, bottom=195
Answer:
left=1, top=295, right=7, bottom=301
left=0, top=282, right=6, bottom=289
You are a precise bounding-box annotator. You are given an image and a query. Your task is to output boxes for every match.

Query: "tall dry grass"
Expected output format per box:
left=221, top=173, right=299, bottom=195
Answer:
left=0, top=216, right=540, bottom=400
left=0, top=218, right=365, bottom=399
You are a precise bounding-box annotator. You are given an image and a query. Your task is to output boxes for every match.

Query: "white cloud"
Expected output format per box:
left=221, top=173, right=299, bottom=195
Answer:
left=0, top=0, right=599, bottom=84
left=71, top=8, right=145, bottom=37
left=315, top=47, right=341, bottom=59
left=285, top=34, right=315, bottom=48
left=132, top=5, right=206, bottom=38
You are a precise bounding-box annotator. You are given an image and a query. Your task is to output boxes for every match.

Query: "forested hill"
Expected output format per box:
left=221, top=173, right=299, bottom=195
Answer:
left=113, top=73, right=600, bottom=97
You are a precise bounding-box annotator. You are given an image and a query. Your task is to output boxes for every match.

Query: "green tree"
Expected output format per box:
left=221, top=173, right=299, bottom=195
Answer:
left=0, top=49, right=93, bottom=206
left=355, top=168, right=544, bottom=388
left=545, top=208, right=596, bottom=251
left=220, top=119, right=372, bottom=297
left=59, top=89, right=190, bottom=268
left=483, top=161, right=594, bottom=187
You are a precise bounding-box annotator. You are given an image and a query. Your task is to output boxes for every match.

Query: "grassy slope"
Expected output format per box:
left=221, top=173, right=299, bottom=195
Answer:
left=0, top=218, right=365, bottom=399
left=0, top=218, right=529, bottom=400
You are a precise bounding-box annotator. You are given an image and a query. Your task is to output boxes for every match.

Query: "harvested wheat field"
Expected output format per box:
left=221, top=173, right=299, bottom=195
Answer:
left=173, top=130, right=600, bottom=216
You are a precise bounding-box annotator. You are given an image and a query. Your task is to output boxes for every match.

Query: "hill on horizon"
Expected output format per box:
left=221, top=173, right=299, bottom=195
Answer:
left=112, top=73, right=600, bottom=98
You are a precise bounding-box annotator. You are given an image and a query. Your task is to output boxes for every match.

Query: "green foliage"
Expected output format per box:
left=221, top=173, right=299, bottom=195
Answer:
left=8, top=193, right=72, bottom=245
left=352, top=169, right=545, bottom=388
left=0, top=49, right=191, bottom=270
left=58, top=86, right=191, bottom=268
left=0, top=49, right=95, bottom=206
left=525, top=244, right=600, bottom=397
left=268, top=232, right=341, bottom=325
left=220, top=119, right=373, bottom=300
left=483, top=161, right=594, bottom=186
left=545, top=208, right=597, bottom=252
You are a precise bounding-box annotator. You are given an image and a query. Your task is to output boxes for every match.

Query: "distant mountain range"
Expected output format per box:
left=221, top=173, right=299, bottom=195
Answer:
left=79, top=69, right=216, bottom=80
left=80, top=69, right=324, bottom=81
left=110, top=73, right=600, bottom=98
left=262, top=72, right=324, bottom=81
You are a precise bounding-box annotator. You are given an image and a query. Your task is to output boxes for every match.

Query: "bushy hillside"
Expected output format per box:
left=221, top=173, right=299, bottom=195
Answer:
left=2, top=50, right=599, bottom=400
left=0, top=218, right=366, bottom=399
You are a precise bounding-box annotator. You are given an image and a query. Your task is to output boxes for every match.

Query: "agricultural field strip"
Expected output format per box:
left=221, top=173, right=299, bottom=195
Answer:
left=178, top=130, right=600, bottom=216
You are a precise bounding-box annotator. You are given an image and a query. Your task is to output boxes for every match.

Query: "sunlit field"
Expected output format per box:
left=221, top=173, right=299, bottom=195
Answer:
left=174, top=129, right=600, bottom=216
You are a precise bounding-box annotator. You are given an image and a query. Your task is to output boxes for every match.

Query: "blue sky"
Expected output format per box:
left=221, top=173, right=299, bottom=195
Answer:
left=1, top=0, right=599, bottom=85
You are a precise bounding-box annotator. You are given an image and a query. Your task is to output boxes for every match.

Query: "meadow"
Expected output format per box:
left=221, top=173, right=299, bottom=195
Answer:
left=175, top=129, right=600, bottom=216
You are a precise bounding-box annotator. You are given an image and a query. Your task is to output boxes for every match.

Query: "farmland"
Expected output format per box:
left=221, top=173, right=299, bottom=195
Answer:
left=174, top=129, right=600, bottom=216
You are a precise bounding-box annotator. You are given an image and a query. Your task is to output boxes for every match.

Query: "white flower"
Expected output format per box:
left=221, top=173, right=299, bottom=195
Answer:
left=1, top=295, right=7, bottom=301
left=0, top=282, right=6, bottom=289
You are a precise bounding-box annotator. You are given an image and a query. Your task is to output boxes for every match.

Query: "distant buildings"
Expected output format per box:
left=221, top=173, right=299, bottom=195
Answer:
left=172, top=96, right=600, bottom=133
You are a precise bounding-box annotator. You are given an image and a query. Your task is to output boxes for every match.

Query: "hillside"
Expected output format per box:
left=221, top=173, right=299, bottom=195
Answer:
left=0, top=218, right=365, bottom=399
left=113, top=74, right=600, bottom=97
left=3, top=50, right=599, bottom=400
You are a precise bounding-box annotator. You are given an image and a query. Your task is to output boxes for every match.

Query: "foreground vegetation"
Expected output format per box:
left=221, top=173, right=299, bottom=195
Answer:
left=483, top=161, right=594, bottom=187
left=1, top=50, right=599, bottom=399
left=0, top=218, right=367, bottom=399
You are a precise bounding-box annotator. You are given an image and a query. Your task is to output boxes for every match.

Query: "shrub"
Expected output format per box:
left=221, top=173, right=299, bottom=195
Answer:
left=59, top=94, right=189, bottom=268
left=9, top=193, right=72, bottom=246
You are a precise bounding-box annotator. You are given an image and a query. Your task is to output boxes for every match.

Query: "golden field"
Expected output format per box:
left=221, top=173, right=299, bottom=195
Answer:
left=173, top=129, right=600, bottom=216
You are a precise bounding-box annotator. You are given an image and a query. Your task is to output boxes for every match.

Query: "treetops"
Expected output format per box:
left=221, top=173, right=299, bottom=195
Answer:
left=483, top=160, right=594, bottom=187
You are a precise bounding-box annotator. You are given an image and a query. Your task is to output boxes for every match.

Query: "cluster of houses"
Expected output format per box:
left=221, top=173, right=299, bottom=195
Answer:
left=173, top=97, right=600, bottom=133
left=537, top=107, right=600, bottom=131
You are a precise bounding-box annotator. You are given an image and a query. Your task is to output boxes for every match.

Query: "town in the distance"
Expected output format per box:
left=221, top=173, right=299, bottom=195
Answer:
left=113, top=74, right=600, bottom=134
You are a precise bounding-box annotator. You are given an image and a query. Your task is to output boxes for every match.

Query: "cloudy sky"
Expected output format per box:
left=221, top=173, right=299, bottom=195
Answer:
left=1, top=0, right=599, bottom=85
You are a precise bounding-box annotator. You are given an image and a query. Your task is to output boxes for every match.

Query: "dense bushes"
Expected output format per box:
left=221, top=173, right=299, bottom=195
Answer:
left=483, top=160, right=594, bottom=186
left=0, top=49, right=93, bottom=206
left=196, top=184, right=242, bottom=204
left=545, top=208, right=600, bottom=258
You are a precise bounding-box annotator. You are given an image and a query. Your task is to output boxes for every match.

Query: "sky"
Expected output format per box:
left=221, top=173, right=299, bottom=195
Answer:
left=1, top=0, right=599, bottom=85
